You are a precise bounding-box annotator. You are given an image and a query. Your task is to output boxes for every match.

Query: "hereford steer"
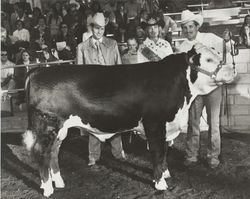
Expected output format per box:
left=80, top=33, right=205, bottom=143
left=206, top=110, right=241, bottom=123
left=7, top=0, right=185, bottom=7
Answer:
left=23, top=43, right=236, bottom=197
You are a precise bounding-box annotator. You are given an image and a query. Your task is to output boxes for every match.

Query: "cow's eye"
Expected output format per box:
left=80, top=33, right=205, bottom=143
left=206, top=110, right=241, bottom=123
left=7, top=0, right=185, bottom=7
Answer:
left=207, top=58, right=213, bottom=62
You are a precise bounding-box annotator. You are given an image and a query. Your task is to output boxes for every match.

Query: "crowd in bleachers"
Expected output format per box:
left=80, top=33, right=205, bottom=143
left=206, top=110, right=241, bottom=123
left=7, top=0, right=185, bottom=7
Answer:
left=1, top=0, right=181, bottom=63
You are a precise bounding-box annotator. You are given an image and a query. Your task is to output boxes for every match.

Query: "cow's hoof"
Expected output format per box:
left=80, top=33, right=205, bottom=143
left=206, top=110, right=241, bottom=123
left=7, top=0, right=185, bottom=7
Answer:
left=43, top=188, right=54, bottom=198
left=41, top=180, right=54, bottom=197
left=51, top=171, right=65, bottom=188
left=162, top=169, right=171, bottom=179
left=154, top=177, right=168, bottom=190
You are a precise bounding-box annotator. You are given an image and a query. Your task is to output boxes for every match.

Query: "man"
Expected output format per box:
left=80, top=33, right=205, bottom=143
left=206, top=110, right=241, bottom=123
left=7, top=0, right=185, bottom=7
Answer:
left=137, top=13, right=173, bottom=63
left=18, top=0, right=32, bottom=15
left=124, top=0, right=141, bottom=22
left=76, top=12, right=125, bottom=166
left=10, top=4, right=31, bottom=32
left=121, top=36, right=138, bottom=64
left=1, top=46, right=15, bottom=102
left=77, top=12, right=121, bottom=65
left=178, top=10, right=233, bottom=169
left=13, top=20, right=30, bottom=42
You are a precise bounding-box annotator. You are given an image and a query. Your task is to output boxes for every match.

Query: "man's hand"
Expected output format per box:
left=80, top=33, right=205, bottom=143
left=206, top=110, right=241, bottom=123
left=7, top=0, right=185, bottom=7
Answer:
left=223, top=29, right=231, bottom=42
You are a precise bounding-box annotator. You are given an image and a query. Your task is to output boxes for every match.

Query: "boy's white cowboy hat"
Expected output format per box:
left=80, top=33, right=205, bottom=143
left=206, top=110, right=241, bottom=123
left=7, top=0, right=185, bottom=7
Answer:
left=180, top=10, right=203, bottom=27
left=91, top=12, right=109, bottom=27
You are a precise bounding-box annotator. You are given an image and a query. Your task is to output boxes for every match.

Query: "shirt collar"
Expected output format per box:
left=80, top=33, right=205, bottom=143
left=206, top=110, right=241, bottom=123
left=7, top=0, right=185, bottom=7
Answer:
left=91, top=37, right=103, bottom=44
left=186, top=31, right=201, bottom=44
left=145, top=37, right=161, bottom=45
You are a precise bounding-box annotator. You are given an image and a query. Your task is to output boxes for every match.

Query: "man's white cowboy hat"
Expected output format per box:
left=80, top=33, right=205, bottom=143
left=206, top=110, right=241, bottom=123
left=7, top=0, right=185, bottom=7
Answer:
left=180, top=10, right=203, bottom=27
left=91, top=12, right=109, bottom=27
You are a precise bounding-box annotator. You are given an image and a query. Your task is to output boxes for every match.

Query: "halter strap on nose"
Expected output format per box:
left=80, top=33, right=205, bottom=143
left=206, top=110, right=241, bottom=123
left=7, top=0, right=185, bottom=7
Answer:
left=191, top=61, right=223, bottom=80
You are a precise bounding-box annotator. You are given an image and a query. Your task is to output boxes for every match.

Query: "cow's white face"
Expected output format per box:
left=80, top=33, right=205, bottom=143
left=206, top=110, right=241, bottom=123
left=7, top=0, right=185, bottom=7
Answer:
left=188, top=43, right=237, bottom=96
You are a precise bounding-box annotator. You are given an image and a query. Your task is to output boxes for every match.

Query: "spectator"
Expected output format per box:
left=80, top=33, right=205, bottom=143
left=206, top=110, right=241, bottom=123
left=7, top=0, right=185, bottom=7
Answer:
left=125, top=0, right=141, bottom=23
left=31, top=7, right=43, bottom=27
left=135, top=26, right=146, bottom=45
left=158, top=9, right=177, bottom=44
left=30, top=17, right=51, bottom=54
left=10, top=3, right=20, bottom=32
left=104, top=11, right=117, bottom=37
left=114, top=2, right=127, bottom=30
left=63, top=2, right=79, bottom=28
left=76, top=12, right=125, bottom=166
left=47, top=6, right=63, bottom=39
left=139, top=0, right=150, bottom=13
left=90, top=1, right=102, bottom=13
left=138, top=9, right=148, bottom=30
left=121, top=36, right=138, bottom=64
left=10, top=4, right=31, bottom=32
left=55, top=22, right=77, bottom=60
left=100, top=0, right=117, bottom=13
left=15, top=49, right=33, bottom=106
left=178, top=10, right=233, bottom=169
left=18, top=0, right=32, bottom=15
left=208, top=0, right=235, bottom=9
left=1, top=12, right=11, bottom=36
left=71, top=10, right=84, bottom=44
left=54, top=1, right=63, bottom=17
left=1, top=0, right=14, bottom=18
left=137, top=13, right=173, bottom=63
left=1, top=45, right=15, bottom=102
left=40, top=47, right=59, bottom=63
left=146, top=0, right=160, bottom=14
left=113, top=2, right=128, bottom=42
left=114, top=23, right=127, bottom=43
left=13, top=20, right=30, bottom=42
left=239, top=15, right=250, bottom=48
left=1, top=27, right=12, bottom=46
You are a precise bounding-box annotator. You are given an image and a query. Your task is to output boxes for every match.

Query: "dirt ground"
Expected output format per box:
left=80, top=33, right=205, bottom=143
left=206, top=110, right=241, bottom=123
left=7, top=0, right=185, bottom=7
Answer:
left=1, top=128, right=250, bottom=199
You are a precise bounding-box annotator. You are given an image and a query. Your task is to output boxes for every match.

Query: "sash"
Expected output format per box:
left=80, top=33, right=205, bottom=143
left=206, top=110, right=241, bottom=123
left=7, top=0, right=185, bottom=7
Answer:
left=140, top=45, right=161, bottom=62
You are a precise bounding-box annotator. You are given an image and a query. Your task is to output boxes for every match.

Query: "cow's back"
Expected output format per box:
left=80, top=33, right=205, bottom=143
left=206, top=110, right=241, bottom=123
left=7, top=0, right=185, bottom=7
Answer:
left=27, top=56, right=189, bottom=132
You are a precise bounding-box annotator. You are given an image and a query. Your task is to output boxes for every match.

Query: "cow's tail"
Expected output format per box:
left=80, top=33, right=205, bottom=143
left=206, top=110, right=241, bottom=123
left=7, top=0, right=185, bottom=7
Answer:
left=23, top=129, right=56, bottom=164
left=23, top=130, right=36, bottom=151
left=32, top=133, right=56, bottom=165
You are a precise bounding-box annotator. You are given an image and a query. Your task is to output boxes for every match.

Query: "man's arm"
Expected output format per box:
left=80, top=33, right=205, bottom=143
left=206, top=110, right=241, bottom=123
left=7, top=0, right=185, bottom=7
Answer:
left=114, top=42, right=122, bottom=65
left=76, top=43, right=84, bottom=65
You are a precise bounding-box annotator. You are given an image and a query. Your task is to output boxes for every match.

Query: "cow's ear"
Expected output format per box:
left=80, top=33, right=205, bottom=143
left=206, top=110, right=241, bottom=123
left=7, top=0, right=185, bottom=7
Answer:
left=192, top=53, right=201, bottom=66
left=187, top=46, right=197, bottom=58
left=188, top=53, right=200, bottom=66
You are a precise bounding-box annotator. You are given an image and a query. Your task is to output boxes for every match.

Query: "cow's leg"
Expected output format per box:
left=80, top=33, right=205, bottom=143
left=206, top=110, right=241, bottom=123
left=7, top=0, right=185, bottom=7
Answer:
left=50, top=138, right=65, bottom=188
left=143, top=119, right=169, bottom=190
left=33, top=134, right=54, bottom=197
left=50, top=137, right=65, bottom=188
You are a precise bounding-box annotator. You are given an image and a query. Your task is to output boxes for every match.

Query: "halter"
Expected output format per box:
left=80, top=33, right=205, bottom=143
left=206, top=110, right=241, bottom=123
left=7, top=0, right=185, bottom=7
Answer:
left=189, top=36, right=238, bottom=80
left=191, top=60, right=223, bottom=80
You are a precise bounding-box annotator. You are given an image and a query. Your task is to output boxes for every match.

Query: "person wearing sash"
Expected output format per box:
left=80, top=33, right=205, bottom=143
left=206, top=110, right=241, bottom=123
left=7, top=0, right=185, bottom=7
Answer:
left=137, top=14, right=182, bottom=147
left=137, top=13, right=173, bottom=63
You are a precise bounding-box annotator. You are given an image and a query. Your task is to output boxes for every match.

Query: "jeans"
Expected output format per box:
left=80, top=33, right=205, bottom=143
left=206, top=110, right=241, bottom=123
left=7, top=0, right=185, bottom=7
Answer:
left=88, top=134, right=124, bottom=161
left=186, top=86, right=222, bottom=160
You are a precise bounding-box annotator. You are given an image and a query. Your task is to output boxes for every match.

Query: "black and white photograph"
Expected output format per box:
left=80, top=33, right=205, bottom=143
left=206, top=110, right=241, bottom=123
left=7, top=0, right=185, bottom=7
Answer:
left=1, top=0, right=250, bottom=198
